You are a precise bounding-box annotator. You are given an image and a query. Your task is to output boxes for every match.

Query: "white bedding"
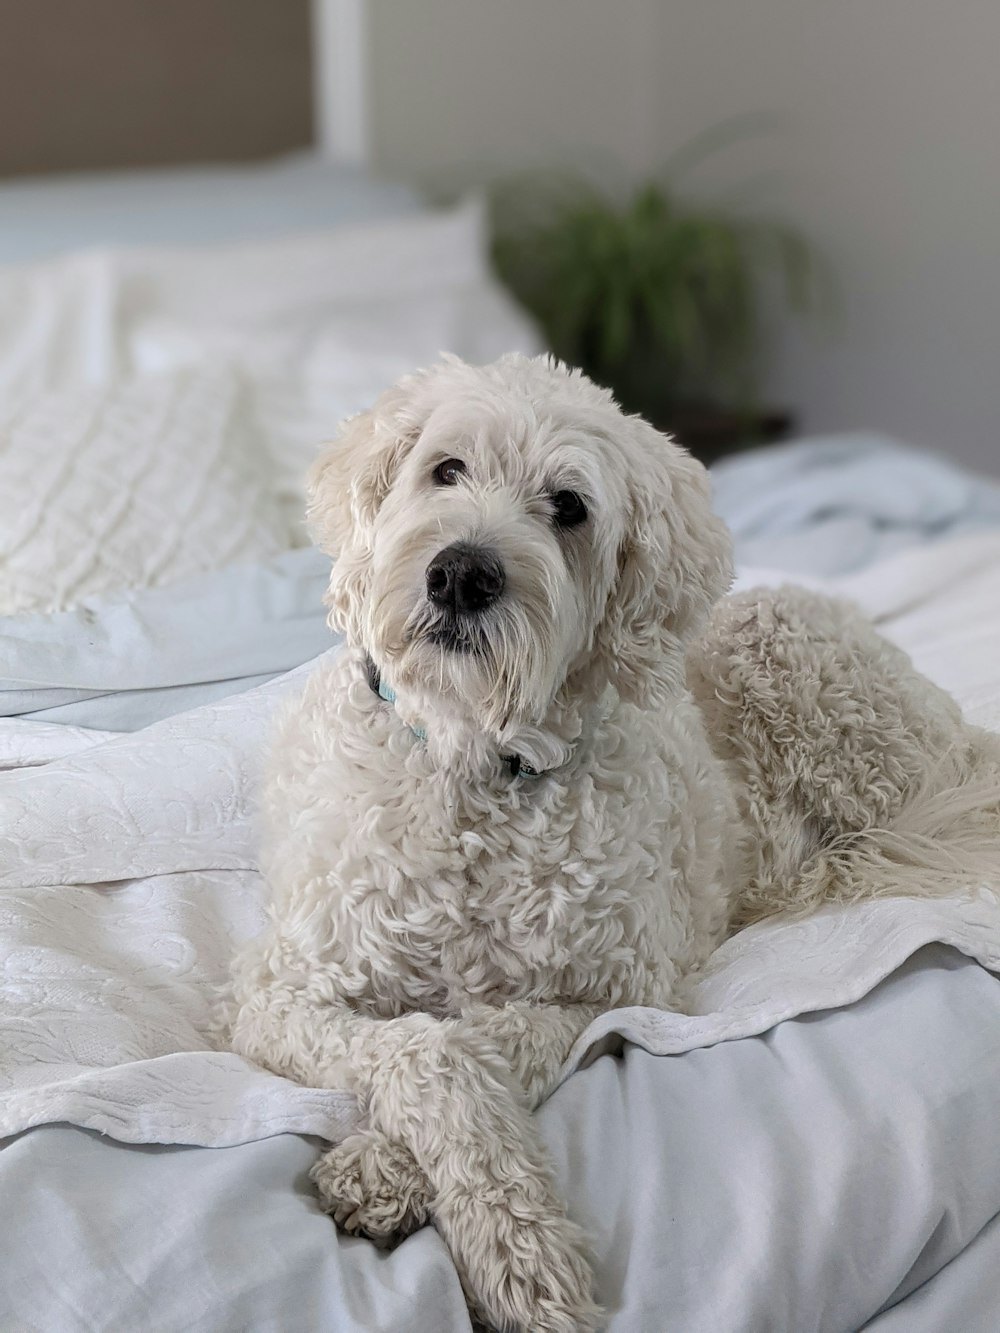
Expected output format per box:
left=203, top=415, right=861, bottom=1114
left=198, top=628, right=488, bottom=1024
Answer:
left=0, top=155, right=422, bottom=265
left=5, top=946, right=1000, bottom=1333
left=2, top=181, right=1000, bottom=1331
left=715, top=433, right=1000, bottom=575
left=0, top=547, right=335, bottom=730
left=2, top=531, right=999, bottom=1154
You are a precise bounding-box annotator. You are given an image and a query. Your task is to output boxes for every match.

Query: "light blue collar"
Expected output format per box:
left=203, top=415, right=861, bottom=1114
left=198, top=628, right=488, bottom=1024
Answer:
left=376, top=675, right=427, bottom=742
left=367, top=654, right=543, bottom=779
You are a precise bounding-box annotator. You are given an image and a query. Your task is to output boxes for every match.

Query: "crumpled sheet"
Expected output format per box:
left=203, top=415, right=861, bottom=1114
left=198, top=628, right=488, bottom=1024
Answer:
left=0, top=547, right=335, bottom=731
left=713, top=433, right=1000, bottom=575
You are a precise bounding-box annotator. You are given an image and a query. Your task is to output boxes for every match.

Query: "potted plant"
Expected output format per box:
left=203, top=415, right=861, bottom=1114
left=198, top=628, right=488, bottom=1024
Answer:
left=488, top=137, right=826, bottom=462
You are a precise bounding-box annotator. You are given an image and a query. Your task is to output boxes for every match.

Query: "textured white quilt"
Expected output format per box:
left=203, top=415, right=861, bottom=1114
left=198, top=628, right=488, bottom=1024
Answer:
left=1, top=532, right=998, bottom=1150
left=0, top=369, right=287, bottom=616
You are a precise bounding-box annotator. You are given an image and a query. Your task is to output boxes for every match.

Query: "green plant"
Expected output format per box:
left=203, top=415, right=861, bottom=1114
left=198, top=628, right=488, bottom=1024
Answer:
left=489, top=135, right=825, bottom=441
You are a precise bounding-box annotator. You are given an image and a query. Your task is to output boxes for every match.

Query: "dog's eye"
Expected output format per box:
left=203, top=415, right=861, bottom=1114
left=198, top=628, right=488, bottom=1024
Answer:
left=433, top=458, right=466, bottom=486
left=550, top=490, right=587, bottom=528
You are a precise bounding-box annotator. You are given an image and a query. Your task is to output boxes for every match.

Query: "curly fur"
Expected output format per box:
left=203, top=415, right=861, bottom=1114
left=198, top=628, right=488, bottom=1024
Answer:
left=230, top=354, right=999, bottom=1332
left=688, top=586, right=1000, bottom=928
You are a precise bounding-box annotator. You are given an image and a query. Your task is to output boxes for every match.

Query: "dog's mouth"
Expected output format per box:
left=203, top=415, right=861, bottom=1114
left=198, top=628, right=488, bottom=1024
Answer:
left=405, top=607, right=487, bottom=657
left=394, top=595, right=555, bottom=733
left=427, top=624, right=479, bottom=655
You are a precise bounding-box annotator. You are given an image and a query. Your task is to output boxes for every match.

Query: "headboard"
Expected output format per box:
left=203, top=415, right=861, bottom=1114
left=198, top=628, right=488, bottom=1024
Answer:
left=0, top=0, right=315, bottom=178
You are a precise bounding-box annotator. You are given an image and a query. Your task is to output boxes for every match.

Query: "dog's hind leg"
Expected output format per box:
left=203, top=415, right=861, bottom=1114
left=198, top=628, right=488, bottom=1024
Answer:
left=688, top=586, right=1000, bottom=926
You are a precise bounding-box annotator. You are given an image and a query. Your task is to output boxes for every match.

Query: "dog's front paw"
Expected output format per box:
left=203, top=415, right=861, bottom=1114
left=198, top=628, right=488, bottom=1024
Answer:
left=439, top=1192, right=602, bottom=1333
left=310, top=1131, right=432, bottom=1243
left=502, top=1212, right=602, bottom=1333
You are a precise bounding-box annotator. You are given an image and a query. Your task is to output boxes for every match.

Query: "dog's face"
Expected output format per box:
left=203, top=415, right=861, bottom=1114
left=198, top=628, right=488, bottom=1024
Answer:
left=308, top=355, right=732, bottom=735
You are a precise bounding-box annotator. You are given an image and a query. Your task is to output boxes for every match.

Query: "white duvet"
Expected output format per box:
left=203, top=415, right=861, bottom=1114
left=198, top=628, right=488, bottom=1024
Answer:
left=1, top=532, right=998, bottom=1151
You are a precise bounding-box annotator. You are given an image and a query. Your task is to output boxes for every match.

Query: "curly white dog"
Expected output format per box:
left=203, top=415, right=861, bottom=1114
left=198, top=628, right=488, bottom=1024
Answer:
left=230, top=354, right=999, bottom=1333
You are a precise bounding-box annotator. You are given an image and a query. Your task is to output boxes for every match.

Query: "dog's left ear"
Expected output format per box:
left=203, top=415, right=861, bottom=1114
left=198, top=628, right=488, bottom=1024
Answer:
left=591, top=420, right=733, bottom=706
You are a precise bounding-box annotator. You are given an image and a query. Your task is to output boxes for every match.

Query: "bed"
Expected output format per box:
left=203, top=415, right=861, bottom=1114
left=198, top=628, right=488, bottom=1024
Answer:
left=2, top=156, right=1000, bottom=1333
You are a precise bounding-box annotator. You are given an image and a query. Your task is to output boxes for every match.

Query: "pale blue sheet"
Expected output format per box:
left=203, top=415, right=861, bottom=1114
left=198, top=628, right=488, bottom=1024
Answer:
left=866, top=1207, right=1000, bottom=1333
left=3, top=948, right=999, bottom=1331
left=0, top=548, right=336, bottom=730
left=0, top=156, right=421, bottom=266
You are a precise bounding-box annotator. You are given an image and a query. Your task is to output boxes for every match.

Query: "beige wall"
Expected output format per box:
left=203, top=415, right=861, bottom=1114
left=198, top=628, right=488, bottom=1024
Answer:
left=0, top=0, right=313, bottom=177
left=367, top=0, right=1000, bottom=475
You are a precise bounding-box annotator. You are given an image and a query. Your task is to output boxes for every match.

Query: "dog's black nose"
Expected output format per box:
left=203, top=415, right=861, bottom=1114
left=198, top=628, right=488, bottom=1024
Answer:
left=426, top=542, right=505, bottom=615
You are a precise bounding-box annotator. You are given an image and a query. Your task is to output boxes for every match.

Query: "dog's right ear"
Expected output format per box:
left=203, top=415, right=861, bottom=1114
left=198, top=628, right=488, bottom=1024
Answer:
left=307, top=408, right=418, bottom=554
left=306, top=395, right=420, bottom=637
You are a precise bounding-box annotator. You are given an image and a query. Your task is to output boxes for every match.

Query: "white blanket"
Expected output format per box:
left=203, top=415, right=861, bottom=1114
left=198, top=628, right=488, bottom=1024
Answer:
left=1, top=533, right=999, bottom=1150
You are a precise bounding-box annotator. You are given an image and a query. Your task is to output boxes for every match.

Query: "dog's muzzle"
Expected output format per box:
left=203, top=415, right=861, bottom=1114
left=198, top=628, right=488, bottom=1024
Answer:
left=425, top=542, right=505, bottom=617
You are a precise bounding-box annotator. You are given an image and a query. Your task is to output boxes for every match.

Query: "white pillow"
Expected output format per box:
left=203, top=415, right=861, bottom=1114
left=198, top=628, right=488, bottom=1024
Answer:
left=0, top=370, right=288, bottom=616
left=0, top=201, right=542, bottom=556
left=118, top=199, right=542, bottom=542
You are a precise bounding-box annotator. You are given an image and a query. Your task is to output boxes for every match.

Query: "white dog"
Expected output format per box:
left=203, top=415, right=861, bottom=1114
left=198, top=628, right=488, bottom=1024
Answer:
left=230, top=354, right=999, bottom=1332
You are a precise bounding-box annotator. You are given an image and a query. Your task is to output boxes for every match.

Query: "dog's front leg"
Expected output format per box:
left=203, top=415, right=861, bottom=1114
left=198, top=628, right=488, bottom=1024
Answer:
left=280, top=1005, right=601, bottom=1330
left=460, top=1000, right=604, bottom=1108
left=230, top=984, right=375, bottom=1092
left=359, top=1014, right=602, bottom=1333
left=233, top=992, right=601, bottom=1329
left=230, top=985, right=441, bottom=1239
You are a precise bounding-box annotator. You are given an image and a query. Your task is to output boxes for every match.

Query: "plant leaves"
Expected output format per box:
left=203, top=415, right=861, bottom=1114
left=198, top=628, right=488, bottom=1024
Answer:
left=486, top=141, right=829, bottom=417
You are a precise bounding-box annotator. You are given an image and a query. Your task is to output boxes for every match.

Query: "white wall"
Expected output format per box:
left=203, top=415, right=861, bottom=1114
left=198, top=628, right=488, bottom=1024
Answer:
left=366, top=0, right=658, bottom=183
left=647, top=2, right=1000, bottom=476
left=364, top=1, right=1000, bottom=475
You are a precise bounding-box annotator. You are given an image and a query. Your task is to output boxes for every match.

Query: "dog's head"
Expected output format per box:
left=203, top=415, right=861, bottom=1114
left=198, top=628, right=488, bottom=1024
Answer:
left=308, top=354, right=732, bottom=734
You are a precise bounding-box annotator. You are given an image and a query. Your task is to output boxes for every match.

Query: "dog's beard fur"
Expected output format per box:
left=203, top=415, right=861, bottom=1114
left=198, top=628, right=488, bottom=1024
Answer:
left=364, top=493, right=592, bottom=736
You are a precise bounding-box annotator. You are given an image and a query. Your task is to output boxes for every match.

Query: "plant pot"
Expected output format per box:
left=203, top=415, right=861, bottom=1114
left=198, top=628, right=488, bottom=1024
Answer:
left=658, top=405, right=795, bottom=465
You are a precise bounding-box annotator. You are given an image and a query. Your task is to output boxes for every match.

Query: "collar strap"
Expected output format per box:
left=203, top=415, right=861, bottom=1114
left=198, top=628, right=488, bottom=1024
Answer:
left=365, top=654, right=541, bottom=779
